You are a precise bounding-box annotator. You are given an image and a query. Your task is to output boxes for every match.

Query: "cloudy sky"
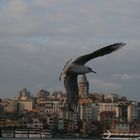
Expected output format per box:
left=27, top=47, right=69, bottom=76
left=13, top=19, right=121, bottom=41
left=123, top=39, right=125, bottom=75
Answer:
left=0, top=0, right=140, bottom=100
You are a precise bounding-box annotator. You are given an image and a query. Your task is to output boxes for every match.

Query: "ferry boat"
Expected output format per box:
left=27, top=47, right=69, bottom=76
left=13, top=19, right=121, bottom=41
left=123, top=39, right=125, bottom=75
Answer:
left=15, top=129, right=53, bottom=138
left=42, top=133, right=53, bottom=139
left=1, top=132, right=14, bottom=138
left=1, top=128, right=52, bottom=138
left=1, top=129, right=14, bottom=138
left=102, top=130, right=140, bottom=140
left=41, top=130, right=53, bottom=139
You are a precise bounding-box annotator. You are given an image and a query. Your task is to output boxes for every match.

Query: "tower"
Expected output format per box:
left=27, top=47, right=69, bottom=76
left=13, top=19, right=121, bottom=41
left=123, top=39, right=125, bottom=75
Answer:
left=79, top=74, right=89, bottom=98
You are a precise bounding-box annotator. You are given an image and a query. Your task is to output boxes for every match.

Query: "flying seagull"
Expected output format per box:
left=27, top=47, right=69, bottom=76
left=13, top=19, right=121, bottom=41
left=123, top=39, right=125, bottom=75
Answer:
left=60, top=42, right=125, bottom=112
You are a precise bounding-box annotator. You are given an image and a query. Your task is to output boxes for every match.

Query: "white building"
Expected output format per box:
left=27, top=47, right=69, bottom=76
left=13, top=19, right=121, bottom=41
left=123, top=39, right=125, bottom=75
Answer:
left=5, top=100, right=18, bottom=114
left=19, top=99, right=34, bottom=113
left=45, top=100, right=63, bottom=119
left=127, top=102, right=140, bottom=122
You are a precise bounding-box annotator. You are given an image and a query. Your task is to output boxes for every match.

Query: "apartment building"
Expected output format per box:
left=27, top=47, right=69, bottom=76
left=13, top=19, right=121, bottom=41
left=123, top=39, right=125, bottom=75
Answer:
left=80, top=101, right=93, bottom=121
left=5, top=100, right=18, bottom=114
left=127, top=101, right=140, bottom=122
left=98, top=102, right=119, bottom=119
left=19, top=99, right=34, bottom=113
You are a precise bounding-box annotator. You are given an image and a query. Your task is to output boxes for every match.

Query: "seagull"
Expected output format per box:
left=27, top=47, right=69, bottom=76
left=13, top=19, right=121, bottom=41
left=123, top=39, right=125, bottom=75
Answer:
left=60, top=42, right=125, bottom=112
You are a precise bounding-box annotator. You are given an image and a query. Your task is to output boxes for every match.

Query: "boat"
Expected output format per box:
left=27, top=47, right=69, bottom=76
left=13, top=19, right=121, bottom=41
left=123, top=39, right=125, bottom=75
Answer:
left=42, top=133, right=53, bottom=139
left=102, top=130, right=140, bottom=140
left=1, top=129, right=14, bottom=138
left=15, top=129, right=53, bottom=138
left=1, top=132, right=14, bottom=138
left=41, top=130, right=53, bottom=139
left=1, top=128, right=53, bottom=138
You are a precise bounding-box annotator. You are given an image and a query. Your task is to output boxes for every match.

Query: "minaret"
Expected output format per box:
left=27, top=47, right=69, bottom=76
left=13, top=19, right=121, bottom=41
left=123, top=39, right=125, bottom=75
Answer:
left=79, top=74, right=89, bottom=98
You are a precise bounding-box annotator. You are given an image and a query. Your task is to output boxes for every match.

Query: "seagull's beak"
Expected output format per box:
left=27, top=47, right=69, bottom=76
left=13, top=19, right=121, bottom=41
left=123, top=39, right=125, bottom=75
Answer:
left=91, top=70, right=96, bottom=73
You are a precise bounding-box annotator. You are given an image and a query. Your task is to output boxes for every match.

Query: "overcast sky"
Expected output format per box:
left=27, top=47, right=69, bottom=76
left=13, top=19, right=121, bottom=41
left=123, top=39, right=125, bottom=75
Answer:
left=0, top=0, right=140, bottom=100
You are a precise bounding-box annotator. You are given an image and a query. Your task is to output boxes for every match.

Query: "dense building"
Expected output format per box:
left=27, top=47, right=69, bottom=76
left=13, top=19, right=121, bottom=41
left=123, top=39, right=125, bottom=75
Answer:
left=79, top=75, right=93, bottom=122
left=98, top=102, right=119, bottom=119
left=127, top=101, right=140, bottom=122
left=99, top=111, right=116, bottom=129
left=0, top=83, right=140, bottom=136
left=5, top=100, right=19, bottom=114
left=27, top=118, right=43, bottom=129
left=118, top=103, right=128, bottom=121
left=18, top=88, right=31, bottom=100
left=110, top=120, right=129, bottom=133
left=36, top=89, right=49, bottom=98
left=18, top=99, right=34, bottom=113
left=79, top=99, right=93, bottom=121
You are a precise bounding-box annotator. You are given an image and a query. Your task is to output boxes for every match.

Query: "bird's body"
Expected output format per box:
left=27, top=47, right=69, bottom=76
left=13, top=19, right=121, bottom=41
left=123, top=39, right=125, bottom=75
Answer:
left=60, top=42, right=126, bottom=112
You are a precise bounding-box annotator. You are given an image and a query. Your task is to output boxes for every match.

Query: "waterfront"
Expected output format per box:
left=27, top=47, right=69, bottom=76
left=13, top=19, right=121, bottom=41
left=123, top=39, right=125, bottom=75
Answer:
left=0, top=138, right=99, bottom=140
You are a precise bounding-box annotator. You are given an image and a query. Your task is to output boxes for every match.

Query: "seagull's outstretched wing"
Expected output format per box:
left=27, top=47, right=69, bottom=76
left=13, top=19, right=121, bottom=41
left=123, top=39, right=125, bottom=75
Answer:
left=64, top=74, right=79, bottom=112
left=73, top=42, right=125, bottom=65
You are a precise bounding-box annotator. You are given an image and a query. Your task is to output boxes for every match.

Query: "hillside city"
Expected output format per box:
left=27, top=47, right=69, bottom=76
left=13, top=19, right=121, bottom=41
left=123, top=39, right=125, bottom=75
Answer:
left=0, top=75, right=140, bottom=138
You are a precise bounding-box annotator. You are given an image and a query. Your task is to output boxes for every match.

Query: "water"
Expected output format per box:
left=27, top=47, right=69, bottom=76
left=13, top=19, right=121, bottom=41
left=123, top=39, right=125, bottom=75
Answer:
left=0, top=138, right=100, bottom=140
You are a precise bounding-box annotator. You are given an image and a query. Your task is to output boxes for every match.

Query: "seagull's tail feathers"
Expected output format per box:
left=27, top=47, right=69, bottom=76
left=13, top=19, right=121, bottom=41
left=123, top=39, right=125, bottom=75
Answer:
left=64, top=74, right=79, bottom=113
left=67, top=85, right=79, bottom=113
left=68, top=99, right=79, bottom=112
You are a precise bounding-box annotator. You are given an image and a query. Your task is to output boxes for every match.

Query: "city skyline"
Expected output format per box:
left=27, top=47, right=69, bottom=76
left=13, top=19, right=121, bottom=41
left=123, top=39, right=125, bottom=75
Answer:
left=0, top=0, right=140, bottom=101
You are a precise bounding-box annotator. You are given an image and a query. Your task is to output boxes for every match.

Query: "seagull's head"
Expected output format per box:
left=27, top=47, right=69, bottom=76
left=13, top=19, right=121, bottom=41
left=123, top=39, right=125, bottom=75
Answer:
left=74, top=65, right=96, bottom=74
left=65, top=64, right=96, bottom=75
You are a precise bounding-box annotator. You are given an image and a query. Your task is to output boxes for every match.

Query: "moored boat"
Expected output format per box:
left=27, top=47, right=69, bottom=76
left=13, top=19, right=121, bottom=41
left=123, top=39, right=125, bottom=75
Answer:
left=102, top=130, right=140, bottom=140
left=1, top=128, right=52, bottom=138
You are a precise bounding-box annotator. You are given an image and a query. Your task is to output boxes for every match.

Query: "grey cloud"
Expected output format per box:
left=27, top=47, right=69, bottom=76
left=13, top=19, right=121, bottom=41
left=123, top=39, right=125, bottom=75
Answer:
left=0, top=0, right=140, bottom=100
left=89, top=78, right=122, bottom=94
left=112, top=74, right=140, bottom=80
